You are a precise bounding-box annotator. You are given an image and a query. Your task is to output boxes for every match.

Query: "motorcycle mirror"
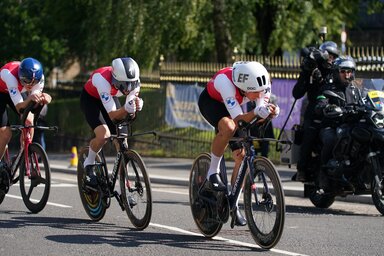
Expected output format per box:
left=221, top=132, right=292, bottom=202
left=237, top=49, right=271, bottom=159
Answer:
left=323, top=90, right=346, bottom=102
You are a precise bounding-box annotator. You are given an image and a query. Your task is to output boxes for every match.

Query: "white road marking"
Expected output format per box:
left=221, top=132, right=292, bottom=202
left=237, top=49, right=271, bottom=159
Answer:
left=5, top=182, right=306, bottom=255
left=51, top=183, right=77, bottom=188
left=151, top=188, right=308, bottom=256
left=150, top=223, right=309, bottom=256
left=5, top=194, right=72, bottom=208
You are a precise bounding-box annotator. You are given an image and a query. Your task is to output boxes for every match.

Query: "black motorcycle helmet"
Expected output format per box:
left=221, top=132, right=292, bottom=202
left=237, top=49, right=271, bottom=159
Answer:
left=319, top=41, right=340, bottom=59
left=332, top=56, right=356, bottom=87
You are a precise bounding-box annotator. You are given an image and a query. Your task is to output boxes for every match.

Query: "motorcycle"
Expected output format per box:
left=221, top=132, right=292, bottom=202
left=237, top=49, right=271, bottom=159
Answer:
left=289, top=89, right=384, bottom=214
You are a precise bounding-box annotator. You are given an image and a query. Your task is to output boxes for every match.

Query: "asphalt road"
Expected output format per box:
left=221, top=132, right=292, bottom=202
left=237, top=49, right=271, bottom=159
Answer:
left=0, top=155, right=383, bottom=256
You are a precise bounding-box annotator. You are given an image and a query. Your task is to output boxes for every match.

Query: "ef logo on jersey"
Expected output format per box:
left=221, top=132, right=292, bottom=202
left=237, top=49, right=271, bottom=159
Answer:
left=9, top=87, right=17, bottom=97
left=225, top=97, right=237, bottom=109
left=100, top=92, right=111, bottom=103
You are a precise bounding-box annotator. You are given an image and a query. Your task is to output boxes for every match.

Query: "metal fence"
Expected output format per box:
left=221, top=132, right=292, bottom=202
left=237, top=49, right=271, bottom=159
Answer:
left=47, top=46, right=383, bottom=162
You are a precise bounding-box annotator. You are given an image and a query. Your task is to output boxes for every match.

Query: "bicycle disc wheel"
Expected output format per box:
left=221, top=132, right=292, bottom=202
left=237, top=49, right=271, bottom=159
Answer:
left=244, top=157, right=285, bottom=249
left=19, top=143, right=51, bottom=213
left=189, top=153, right=223, bottom=238
left=77, top=147, right=107, bottom=221
left=119, top=150, right=152, bottom=230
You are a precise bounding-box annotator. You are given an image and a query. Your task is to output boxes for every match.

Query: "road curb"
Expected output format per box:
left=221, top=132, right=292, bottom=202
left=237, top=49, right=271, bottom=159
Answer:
left=50, top=164, right=373, bottom=205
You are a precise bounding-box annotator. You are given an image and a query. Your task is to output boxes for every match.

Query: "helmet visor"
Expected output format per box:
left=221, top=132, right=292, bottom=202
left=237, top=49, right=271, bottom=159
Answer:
left=20, top=77, right=39, bottom=87
left=112, top=78, right=140, bottom=94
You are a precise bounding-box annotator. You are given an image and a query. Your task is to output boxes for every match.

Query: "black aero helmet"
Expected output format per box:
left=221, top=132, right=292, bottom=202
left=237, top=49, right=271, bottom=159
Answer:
left=111, top=57, right=140, bottom=94
left=319, top=41, right=340, bottom=58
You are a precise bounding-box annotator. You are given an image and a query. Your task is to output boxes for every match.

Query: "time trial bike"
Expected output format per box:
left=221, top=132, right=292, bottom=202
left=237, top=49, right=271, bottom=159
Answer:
left=77, top=117, right=154, bottom=230
left=189, top=118, right=289, bottom=249
left=0, top=102, right=57, bottom=213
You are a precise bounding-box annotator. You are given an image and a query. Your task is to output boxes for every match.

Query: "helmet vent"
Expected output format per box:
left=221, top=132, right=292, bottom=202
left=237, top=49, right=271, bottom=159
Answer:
left=257, top=75, right=266, bottom=87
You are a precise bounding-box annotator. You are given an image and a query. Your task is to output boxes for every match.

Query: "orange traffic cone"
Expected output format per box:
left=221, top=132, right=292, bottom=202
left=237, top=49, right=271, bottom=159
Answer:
left=69, top=146, right=78, bottom=167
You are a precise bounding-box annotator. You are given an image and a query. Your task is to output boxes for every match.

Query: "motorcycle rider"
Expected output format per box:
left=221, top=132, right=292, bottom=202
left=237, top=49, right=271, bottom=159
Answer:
left=292, top=41, right=339, bottom=181
left=314, top=55, right=366, bottom=190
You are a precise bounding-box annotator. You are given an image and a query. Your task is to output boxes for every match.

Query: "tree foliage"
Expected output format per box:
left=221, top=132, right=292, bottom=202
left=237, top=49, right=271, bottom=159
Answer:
left=0, top=0, right=381, bottom=74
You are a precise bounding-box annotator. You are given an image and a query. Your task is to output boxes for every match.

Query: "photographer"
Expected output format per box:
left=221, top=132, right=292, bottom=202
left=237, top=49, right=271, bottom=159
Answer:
left=292, top=41, right=339, bottom=181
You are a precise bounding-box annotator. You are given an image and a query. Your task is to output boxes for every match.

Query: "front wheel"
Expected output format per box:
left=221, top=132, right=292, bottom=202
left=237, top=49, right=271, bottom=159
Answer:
left=307, top=185, right=335, bottom=209
left=77, top=147, right=107, bottom=221
left=189, top=153, right=223, bottom=238
left=119, top=150, right=152, bottom=230
left=371, top=177, right=384, bottom=215
left=244, top=157, right=285, bottom=249
left=19, top=143, right=51, bottom=213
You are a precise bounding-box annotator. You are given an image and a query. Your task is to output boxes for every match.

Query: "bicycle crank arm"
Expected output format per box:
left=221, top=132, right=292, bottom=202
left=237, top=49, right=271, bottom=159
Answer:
left=113, top=191, right=125, bottom=211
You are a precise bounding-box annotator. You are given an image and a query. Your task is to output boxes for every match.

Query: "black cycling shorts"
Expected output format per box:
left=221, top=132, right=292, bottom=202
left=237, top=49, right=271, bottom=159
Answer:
left=198, top=88, right=242, bottom=151
left=0, top=92, right=18, bottom=127
left=80, top=89, right=127, bottom=135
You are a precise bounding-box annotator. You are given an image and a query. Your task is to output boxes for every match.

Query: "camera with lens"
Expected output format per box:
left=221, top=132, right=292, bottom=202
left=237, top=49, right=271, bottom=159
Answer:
left=301, top=47, right=329, bottom=72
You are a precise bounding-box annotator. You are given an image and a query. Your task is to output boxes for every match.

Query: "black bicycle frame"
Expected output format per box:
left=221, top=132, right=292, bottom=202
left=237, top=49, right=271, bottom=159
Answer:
left=198, top=119, right=274, bottom=213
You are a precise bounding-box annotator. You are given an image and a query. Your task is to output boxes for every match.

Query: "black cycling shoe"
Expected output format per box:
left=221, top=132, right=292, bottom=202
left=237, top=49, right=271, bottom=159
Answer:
left=208, top=173, right=226, bottom=191
left=235, top=209, right=247, bottom=226
left=84, top=165, right=98, bottom=188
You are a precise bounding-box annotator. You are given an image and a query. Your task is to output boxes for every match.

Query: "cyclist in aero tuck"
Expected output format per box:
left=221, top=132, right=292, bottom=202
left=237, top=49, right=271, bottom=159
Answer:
left=198, top=61, right=280, bottom=226
left=0, top=57, right=52, bottom=161
left=80, top=57, right=143, bottom=188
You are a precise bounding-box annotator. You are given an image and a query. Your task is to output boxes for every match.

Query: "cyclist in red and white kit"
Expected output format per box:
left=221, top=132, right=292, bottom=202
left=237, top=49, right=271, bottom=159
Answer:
left=80, top=57, right=143, bottom=188
left=198, top=61, right=279, bottom=226
left=0, top=58, right=52, bottom=160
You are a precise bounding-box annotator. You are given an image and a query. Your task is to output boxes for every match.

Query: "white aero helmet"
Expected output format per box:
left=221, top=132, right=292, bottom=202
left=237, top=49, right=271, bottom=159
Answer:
left=232, top=61, right=270, bottom=92
left=111, top=57, right=140, bottom=94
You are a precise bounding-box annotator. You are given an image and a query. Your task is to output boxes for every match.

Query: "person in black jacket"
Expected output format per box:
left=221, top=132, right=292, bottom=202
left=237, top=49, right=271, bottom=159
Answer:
left=314, top=56, right=366, bottom=189
left=292, top=41, right=339, bottom=181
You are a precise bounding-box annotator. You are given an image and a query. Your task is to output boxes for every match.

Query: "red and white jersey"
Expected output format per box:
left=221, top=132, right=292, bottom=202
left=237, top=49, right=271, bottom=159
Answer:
left=0, top=61, right=44, bottom=106
left=84, top=66, right=140, bottom=113
left=206, top=67, right=270, bottom=119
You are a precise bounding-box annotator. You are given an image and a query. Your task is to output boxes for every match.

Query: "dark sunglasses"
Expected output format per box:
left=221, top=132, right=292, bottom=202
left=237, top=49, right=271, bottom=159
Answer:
left=340, top=69, right=353, bottom=74
left=20, top=77, right=39, bottom=86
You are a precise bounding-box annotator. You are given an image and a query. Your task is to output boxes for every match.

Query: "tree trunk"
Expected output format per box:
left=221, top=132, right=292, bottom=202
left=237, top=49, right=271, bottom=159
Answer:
left=212, top=0, right=232, bottom=63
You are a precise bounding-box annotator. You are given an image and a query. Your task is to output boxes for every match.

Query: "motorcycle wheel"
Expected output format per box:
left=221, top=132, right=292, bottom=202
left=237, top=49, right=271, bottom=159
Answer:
left=371, top=178, right=384, bottom=215
left=308, top=185, right=335, bottom=208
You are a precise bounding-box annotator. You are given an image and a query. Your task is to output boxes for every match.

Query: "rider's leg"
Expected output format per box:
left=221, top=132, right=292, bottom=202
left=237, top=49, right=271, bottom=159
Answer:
left=230, top=147, right=245, bottom=186
left=83, top=124, right=110, bottom=167
left=83, top=125, right=110, bottom=187
left=0, top=126, right=12, bottom=160
left=207, top=117, right=236, bottom=190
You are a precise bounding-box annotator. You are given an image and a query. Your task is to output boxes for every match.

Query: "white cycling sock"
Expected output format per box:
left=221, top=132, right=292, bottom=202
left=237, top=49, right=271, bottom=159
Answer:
left=83, top=148, right=98, bottom=168
left=207, top=153, right=222, bottom=179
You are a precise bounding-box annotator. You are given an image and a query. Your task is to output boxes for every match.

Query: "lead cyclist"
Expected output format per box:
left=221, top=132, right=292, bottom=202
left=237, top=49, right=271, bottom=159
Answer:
left=197, top=61, right=280, bottom=226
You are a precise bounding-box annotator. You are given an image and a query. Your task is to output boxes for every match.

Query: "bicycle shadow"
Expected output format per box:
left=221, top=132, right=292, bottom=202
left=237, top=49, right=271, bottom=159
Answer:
left=285, top=204, right=379, bottom=216
left=0, top=216, right=268, bottom=252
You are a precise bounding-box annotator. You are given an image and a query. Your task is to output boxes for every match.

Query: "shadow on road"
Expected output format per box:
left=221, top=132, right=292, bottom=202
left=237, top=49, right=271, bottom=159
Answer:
left=0, top=216, right=267, bottom=252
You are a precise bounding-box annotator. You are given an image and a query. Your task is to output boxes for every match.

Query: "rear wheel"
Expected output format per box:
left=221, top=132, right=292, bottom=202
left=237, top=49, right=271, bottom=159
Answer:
left=19, top=143, right=51, bottom=213
left=0, top=191, right=5, bottom=205
left=77, top=147, right=107, bottom=221
left=189, top=153, right=223, bottom=238
left=0, top=165, right=10, bottom=205
left=119, top=150, right=152, bottom=230
left=244, top=157, right=285, bottom=249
